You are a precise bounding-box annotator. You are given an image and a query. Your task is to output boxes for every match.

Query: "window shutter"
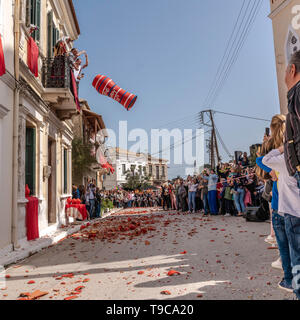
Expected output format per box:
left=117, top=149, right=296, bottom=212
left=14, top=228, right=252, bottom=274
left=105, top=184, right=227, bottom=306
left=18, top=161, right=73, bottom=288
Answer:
left=25, top=128, right=36, bottom=195
left=47, top=11, right=53, bottom=57
left=30, top=0, right=35, bottom=26
left=36, top=0, right=41, bottom=42
left=26, top=0, right=31, bottom=27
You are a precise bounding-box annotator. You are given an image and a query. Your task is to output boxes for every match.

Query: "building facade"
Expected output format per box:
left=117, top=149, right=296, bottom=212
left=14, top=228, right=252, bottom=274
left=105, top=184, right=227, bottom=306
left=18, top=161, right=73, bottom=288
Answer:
left=269, top=0, right=300, bottom=114
left=103, top=148, right=168, bottom=190
left=72, top=99, right=109, bottom=189
left=0, top=0, right=15, bottom=253
left=0, top=0, right=81, bottom=255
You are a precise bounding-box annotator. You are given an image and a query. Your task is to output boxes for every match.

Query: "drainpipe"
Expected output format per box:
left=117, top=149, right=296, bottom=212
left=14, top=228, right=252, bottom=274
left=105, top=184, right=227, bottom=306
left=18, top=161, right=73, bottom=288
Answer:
left=11, top=0, right=20, bottom=249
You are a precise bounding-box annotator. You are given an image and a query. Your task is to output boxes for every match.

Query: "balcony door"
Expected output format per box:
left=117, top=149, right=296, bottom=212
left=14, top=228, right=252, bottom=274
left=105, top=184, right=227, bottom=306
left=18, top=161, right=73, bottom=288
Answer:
left=48, top=138, right=56, bottom=224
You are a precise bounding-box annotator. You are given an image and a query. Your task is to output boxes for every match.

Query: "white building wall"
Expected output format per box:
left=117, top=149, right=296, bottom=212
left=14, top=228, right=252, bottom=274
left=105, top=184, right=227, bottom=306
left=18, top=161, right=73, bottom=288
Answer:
left=0, top=0, right=14, bottom=251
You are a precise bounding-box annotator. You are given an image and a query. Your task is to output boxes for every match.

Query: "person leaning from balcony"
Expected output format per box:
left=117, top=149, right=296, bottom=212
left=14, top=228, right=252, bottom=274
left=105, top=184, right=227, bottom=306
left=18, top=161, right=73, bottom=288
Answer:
left=68, top=48, right=88, bottom=69
left=54, top=37, right=73, bottom=57
left=74, top=54, right=89, bottom=81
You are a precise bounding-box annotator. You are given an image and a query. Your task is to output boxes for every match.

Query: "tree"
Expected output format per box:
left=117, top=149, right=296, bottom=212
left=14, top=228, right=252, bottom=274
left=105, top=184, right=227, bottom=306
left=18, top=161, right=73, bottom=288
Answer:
left=122, top=169, right=151, bottom=190
left=72, top=137, right=98, bottom=184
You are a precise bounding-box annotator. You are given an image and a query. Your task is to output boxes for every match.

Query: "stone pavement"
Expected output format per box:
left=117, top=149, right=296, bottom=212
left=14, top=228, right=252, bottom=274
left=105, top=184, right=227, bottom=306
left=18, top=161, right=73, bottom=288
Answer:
left=0, top=209, right=295, bottom=300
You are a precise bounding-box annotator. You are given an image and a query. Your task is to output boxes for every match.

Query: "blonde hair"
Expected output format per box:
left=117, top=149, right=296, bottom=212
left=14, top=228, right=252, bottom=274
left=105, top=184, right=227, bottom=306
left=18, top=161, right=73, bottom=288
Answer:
left=255, top=114, right=286, bottom=180
left=269, top=114, right=286, bottom=149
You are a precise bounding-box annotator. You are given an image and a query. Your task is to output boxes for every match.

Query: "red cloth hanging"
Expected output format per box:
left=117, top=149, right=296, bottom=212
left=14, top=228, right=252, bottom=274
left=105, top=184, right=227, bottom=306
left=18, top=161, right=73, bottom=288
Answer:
left=0, top=35, right=6, bottom=76
left=27, top=37, right=39, bottom=77
left=71, top=70, right=81, bottom=111
left=25, top=185, right=39, bottom=241
left=107, top=163, right=115, bottom=174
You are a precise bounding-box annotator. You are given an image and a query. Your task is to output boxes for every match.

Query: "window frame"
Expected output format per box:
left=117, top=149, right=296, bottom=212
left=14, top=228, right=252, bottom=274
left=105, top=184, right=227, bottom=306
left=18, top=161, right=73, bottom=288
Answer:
left=63, top=148, right=68, bottom=194
left=26, top=0, right=41, bottom=43
left=25, top=127, right=36, bottom=196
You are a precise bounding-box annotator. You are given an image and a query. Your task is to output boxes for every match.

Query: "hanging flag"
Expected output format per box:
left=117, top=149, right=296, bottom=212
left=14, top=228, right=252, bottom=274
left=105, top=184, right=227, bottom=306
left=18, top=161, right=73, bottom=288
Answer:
left=27, top=37, right=39, bottom=77
left=70, top=70, right=81, bottom=112
left=0, top=35, right=6, bottom=76
left=92, top=74, right=137, bottom=111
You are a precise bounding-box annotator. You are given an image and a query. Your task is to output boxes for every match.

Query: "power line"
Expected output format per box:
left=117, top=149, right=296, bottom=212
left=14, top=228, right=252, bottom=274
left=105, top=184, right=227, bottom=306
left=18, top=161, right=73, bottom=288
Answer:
left=209, top=0, right=263, bottom=105
left=214, top=110, right=270, bottom=122
left=203, top=0, right=248, bottom=106
left=204, top=0, right=262, bottom=107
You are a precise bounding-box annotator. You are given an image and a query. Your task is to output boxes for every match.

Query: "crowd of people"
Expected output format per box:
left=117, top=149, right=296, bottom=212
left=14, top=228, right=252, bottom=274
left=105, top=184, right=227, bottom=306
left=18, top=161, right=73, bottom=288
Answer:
left=70, top=50, right=300, bottom=300
left=159, top=161, right=263, bottom=217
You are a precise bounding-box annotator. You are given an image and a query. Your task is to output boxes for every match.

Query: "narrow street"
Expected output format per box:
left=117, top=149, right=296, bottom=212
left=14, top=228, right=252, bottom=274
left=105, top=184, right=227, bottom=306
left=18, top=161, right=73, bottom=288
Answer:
left=1, top=209, right=294, bottom=300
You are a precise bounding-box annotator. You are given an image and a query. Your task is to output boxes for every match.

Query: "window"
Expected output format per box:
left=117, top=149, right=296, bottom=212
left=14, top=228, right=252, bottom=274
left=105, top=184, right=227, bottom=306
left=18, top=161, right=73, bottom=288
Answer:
left=47, top=11, right=59, bottom=57
left=138, top=165, right=142, bottom=175
left=122, top=164, right=126, bottom=175
left=149, top=165, right=152, bottom=176
left=162, top=166, right=165, bottom=177
left=156, top=166, right=159, bottom=180
left=63, top=148, right=68, bottom=194
left=26, top=0, right=41, bottom=42
left=25, top=127, right=36, bottom=195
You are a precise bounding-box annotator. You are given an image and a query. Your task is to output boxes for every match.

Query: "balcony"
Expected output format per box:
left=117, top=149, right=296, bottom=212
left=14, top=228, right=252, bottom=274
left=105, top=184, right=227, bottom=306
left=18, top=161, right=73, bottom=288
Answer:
left=41, top=56, right=78, bottom=120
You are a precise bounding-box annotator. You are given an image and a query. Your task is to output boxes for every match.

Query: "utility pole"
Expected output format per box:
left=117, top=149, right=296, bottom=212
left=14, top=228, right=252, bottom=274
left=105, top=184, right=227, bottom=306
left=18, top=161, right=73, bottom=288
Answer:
left=199, top=109, right=221, bottom=170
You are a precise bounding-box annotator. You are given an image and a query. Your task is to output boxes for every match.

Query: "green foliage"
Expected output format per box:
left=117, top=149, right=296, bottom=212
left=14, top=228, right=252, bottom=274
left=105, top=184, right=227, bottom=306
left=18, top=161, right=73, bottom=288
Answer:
left=122, top=170, right=152, bottom=191
left=101, top=199, right=114, bottom=213
left=72, top=137, right=97, bottom=183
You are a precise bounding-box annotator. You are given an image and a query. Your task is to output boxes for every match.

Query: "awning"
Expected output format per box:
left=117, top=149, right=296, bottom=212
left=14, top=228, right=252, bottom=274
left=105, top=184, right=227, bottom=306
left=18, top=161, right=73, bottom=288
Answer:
left=82, top=109, right=108, bottom=137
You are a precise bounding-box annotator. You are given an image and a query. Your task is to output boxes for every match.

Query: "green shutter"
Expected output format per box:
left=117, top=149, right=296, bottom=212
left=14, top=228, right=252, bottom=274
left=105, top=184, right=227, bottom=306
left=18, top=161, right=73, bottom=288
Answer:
left=36, top=0, right=41, bottom=42
left=64, top=149, right=68, bottom=194
left=25, top=128, right=36, bottom=195
left=47, top=11, right=53, bottom=57
left=30, top=0, right=35, bottom=26
left=26, top=0, right=31, bottom=27
left=31, top=0, right=41, bottom=42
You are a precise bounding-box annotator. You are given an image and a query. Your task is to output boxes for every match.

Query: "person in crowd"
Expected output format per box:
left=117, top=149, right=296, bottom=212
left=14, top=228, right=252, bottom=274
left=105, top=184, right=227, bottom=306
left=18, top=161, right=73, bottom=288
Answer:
left=95, top=187, right=102, bottom=218
left=178, top=179, right=188, bottom=212
left=169, top=183, right=177, bottom=210
left=217, top=178, right=226, bottom=215
left=199, top=172, right=209, bottom=216
left=86, top=183, right=96, bottom=219
left=203, top=169, right=218, bottom=215
left=232, top=177, right=246, bottom=217
left=72, top=184, right=80, bottom=199
left=221, top=178, right=236, bottom=216
left=263, top=145, right=300, bottom=299
left=187, top=177, right=198, bottom=213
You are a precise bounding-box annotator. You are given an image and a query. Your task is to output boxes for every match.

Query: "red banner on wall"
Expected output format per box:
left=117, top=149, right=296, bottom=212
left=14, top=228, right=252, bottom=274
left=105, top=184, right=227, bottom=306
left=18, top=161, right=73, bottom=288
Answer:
left=27, top=37, right=39, bottom=77
left=0, top=35, right=6, bottom=76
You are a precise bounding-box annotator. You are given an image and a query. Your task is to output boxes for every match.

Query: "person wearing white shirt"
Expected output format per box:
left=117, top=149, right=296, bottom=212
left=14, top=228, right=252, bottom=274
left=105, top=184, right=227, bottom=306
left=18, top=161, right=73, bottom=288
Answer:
left=263, top=146, right=300, bottom=300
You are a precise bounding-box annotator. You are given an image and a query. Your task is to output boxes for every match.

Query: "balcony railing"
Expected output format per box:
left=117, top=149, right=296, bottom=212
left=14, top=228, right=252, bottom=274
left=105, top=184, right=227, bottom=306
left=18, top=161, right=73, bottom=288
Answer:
left=42, top=55, right=71, bottom=89
left=41, top=55, right=78, bottom=120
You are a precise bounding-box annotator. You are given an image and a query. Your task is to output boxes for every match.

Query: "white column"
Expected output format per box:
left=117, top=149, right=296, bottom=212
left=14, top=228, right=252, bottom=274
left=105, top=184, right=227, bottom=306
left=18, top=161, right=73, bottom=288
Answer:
left=68, top=147, right=72, bottom=194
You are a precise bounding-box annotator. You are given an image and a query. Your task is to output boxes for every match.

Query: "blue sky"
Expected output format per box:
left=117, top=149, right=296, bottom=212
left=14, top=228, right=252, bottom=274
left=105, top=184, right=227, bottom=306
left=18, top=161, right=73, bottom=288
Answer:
left=73, top=0, right=280, bottom=178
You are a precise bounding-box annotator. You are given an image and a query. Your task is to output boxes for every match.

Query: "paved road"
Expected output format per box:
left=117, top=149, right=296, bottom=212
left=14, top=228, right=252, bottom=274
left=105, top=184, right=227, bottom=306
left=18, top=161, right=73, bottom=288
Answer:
left=1, top=210, right=294, bottom=300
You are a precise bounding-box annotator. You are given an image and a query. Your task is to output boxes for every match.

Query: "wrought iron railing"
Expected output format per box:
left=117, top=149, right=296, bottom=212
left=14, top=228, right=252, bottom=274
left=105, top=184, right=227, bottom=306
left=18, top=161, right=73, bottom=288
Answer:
left=42, top=55, right=71, bottom=89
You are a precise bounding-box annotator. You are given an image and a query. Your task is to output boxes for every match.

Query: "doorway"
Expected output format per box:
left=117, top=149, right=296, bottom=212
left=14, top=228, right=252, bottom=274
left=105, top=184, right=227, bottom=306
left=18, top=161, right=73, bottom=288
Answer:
left=48, top=138, right=56, bottom=224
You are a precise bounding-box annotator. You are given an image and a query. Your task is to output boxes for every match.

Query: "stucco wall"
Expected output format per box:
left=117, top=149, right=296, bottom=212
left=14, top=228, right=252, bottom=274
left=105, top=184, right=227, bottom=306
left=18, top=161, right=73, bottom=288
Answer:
left=0, top=0, right=14, bottom=250
left=270, top=0, right=300, bottom=114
